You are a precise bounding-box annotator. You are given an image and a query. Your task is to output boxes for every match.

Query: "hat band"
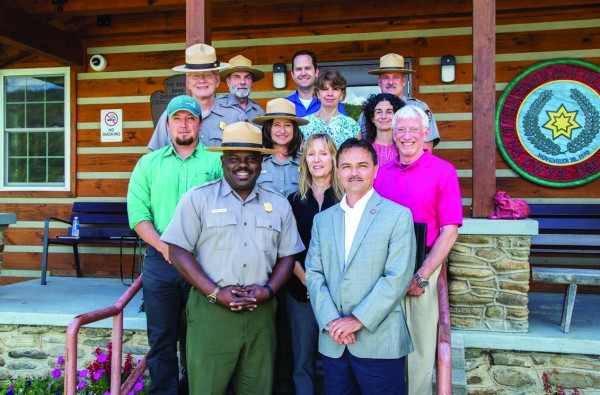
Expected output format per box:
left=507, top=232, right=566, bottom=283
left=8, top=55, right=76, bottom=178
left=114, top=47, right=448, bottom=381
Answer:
left=264, top=112, right=297, bottom=118
left=221, top=142, right=264, bottom=149
left=186, top=61, right=221, bottom=69
left=379, top=66, right=407, bottom=70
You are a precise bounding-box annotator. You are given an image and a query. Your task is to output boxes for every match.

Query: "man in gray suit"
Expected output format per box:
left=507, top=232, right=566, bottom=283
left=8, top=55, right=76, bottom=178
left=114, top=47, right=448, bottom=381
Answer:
left=305, top=138, right=415, bottom=395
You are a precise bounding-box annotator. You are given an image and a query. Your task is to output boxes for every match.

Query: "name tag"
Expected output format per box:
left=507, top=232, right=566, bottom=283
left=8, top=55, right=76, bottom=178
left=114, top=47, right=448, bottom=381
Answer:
left=261, top=169, right=268, bottom=174
left=211, top=208, right=228, bottom=214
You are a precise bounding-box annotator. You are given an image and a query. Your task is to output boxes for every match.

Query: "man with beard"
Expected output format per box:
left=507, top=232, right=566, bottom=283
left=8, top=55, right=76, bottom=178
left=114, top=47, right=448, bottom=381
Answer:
left=161, top=121, right=304, bottom=395
left=148, top=44, right=245, bottom=150
left=128, top=95, right=223, bottom=394
left=217, top=55, right=265, bottom=124
left=286, top=49, right=346, bottom=117
left=359, top=53, right=440, bottom=150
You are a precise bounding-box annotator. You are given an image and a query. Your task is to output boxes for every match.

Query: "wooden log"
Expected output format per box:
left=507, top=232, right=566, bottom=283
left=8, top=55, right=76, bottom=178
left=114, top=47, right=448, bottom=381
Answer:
left=532, top=268, right=600, bottom=286
left=471, top=0, right=496, bottom=217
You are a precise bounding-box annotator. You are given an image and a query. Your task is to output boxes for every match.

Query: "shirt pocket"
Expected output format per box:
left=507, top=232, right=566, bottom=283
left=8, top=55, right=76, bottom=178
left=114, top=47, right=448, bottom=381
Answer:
left=290, top=171, right=299, bottom=187
left=255, top=215, right=281, bottom=252
left=257, top=172, right=273, bottom=187
left=205, top=213, right=238, bottom=250
left=207, top=128, right=224, bottom=146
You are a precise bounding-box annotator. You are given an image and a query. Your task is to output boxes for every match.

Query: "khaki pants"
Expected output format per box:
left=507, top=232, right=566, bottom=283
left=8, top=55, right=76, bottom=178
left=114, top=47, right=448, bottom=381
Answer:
left=186, top=288, right=277, bottom=395
left=403, top=265, right=441, bottom=395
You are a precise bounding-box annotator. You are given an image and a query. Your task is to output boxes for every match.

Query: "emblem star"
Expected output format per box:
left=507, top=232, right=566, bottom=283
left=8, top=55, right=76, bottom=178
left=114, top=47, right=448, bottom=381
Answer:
left=543, top=104, right=580, bottom=140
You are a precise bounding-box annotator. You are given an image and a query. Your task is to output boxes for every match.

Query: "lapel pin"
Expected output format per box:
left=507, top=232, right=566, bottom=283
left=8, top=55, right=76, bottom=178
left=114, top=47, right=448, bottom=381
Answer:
left=219, top=121, right=227, bottom=130
left=264, top=203, right=273, bottom=213
left=370, top=209, right=376, bottom=214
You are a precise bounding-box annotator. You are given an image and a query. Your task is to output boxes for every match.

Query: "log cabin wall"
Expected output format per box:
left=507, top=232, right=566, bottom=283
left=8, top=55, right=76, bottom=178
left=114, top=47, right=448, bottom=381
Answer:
left=0, top=0, right=598, bottom=282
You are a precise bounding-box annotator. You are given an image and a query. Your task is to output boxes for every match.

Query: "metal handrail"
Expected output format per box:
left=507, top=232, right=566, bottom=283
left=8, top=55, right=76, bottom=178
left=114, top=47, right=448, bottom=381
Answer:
left=436, top=261, right=452, bottom=394
left=64, top=276, right=147, bottom=395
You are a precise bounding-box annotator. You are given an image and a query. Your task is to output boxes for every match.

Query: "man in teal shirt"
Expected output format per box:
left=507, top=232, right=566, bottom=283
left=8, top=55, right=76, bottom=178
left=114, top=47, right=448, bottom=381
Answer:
left=127, top=95, right=222, bottom=395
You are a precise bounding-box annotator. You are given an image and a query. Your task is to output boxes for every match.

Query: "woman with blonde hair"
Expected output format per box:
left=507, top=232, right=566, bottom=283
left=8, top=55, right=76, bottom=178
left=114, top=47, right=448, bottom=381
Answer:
left=286, top=133, right=343, bottom=395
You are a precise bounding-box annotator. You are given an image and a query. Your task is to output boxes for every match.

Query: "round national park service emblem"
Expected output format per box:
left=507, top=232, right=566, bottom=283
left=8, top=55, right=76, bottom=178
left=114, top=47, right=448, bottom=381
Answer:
left=496, top=59, right=600, bottom=188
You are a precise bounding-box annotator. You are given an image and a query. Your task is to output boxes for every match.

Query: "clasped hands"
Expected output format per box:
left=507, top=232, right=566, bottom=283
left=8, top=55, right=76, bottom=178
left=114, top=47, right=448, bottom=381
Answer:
left=216, top=285, right=270, bottom=312
left=327, top=316, right=363, bottom=345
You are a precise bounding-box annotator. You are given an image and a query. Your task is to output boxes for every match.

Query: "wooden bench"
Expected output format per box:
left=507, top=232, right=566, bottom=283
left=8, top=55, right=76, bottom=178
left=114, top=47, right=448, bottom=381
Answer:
left=41, top=202, right=143, bottom=285
left=529, top=204, right=600, bottom=333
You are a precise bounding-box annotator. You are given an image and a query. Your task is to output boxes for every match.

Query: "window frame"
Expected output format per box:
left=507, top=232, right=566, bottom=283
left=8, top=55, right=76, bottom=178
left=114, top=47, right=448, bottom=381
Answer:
left=319, top=58, right=413, bottom=104
left=0, top=67, right=71, bottom=192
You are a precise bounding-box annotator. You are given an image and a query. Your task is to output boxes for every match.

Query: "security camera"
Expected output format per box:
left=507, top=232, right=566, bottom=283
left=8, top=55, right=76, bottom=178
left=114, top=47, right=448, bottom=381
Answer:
left=90, top=55, right=107, bottom=72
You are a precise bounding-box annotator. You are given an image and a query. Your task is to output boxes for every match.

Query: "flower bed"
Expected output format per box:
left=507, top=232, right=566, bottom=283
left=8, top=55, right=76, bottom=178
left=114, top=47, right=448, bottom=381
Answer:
left=1, top=343, right=149, bottom=395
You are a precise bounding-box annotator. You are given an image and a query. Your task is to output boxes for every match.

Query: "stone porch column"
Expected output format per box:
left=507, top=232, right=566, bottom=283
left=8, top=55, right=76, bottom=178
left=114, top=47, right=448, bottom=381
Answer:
left=448, top=219, right=538, bottom=332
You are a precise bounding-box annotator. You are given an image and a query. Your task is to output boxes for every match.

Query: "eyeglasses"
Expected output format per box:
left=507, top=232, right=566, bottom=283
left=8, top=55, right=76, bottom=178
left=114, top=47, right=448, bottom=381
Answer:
left=394, top=128, right=423, bottom=135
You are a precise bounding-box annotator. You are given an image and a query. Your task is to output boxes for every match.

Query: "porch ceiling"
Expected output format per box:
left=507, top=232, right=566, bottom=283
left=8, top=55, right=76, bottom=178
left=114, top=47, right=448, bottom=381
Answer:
left=0, top=0, right=597, bottom=68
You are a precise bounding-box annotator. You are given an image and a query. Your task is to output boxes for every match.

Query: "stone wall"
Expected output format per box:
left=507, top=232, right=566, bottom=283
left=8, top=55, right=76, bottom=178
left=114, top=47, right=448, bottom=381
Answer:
left=448, top=235, right=531, bottom=332
left=466, top=348, right=600, bottom=395
left=0, top=324, right=149, bottom=380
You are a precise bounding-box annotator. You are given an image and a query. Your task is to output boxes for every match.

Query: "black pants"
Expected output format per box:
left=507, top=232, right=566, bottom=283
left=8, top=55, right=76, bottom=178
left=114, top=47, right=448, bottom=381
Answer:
left=143, top=246, right=191, bottom=395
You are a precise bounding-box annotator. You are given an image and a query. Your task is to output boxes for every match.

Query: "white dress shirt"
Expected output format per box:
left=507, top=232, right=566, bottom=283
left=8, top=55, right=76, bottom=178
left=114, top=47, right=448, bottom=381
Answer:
left=339, top=188, right=375, bottom=267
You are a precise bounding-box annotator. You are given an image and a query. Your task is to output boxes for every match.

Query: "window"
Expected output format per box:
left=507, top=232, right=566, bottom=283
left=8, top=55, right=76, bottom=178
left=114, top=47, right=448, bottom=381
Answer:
left=0, top=67, right=70, bottom=191
left=320, top=59, right=412, bottom=120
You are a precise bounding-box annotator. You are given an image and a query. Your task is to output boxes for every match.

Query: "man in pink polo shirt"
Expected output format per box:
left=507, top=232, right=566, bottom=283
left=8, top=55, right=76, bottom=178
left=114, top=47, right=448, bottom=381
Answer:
left=373, top=105, right=462, bottom=395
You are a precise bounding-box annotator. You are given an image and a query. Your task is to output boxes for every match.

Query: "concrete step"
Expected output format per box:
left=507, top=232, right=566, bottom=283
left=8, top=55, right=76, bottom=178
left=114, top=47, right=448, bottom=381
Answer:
left=433, top=333, right=468, bottom=395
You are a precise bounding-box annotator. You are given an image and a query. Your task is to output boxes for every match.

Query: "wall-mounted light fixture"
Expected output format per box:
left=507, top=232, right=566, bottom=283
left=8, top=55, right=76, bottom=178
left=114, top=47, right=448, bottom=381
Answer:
left=273, top=63, right=287, bottom=89
left=440, top=55, right=456, bottom=83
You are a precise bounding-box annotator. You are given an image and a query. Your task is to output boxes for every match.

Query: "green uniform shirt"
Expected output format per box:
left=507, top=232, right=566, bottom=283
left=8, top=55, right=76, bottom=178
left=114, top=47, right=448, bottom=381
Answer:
left=127, top=142, right=223, bottom=235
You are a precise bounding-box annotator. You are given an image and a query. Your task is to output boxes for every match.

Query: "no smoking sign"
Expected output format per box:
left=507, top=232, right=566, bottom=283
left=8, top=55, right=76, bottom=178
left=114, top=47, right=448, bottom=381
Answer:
left=101, top=109, right=123, bottom=142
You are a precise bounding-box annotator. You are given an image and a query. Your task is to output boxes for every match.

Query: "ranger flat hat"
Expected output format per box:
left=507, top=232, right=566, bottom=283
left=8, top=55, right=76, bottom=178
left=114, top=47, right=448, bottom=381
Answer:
left=206, top=122, right=277, bottom=154
left=219, top=55, right=265, bottom=81
left=368, top=53, right=416, bottom=75
left=172, top=44, right=230, bottom=73
left=252, top=98, right=309, bottom=126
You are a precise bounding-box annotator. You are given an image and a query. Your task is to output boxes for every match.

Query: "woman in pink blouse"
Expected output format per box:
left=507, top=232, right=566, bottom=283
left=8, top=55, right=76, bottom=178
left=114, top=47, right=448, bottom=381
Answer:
left=361, top=93, right=405, bottom=165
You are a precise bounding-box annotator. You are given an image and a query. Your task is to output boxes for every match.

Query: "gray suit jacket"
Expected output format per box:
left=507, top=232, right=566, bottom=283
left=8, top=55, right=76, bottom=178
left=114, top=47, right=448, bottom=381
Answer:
left=305, top=191, right=415, bottom=359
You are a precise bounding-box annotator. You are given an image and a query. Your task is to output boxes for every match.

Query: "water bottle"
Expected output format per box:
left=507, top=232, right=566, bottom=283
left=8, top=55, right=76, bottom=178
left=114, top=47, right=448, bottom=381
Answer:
left=71, top=216, right=80, bottom=238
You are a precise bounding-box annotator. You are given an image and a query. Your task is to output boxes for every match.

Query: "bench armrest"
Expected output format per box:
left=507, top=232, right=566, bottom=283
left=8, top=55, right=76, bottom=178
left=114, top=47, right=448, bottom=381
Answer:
left=43, top=216, right=72, bottom=240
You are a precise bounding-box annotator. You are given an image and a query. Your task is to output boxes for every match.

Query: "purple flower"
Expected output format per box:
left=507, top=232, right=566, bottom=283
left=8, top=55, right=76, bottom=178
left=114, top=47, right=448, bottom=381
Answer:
left=103, top=393, right=111, bottom=395
left=97, top=353, right=108, bottom=363
left=134, top=381, right=144, bottom=391
left=51, top=368, right=62, bottom=378
left=77, top=381, right=86, bottom=390
left=128, top=392, right=134, bottom=395
left=78, top=369, right=88, bottom=378
left=56, top=356, right=64, bottom=366
left=92, top=369, right=106, bottom=381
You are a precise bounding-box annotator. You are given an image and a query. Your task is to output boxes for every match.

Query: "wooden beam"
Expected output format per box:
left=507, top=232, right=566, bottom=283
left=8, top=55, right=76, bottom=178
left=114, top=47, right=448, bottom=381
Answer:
left=187, top=0, right=211, bottom=45
left=15, top=0, right=185, bottom=16
left=471, top=0, right=496, bottom=218
left=0, top=5, right=82, bottom=66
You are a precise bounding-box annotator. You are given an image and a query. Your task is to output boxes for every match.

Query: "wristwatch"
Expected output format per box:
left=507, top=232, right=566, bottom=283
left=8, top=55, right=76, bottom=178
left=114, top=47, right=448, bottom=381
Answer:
left=207, top=286, right=221, bottom=304
left=414, top=274, right=430, bottom=288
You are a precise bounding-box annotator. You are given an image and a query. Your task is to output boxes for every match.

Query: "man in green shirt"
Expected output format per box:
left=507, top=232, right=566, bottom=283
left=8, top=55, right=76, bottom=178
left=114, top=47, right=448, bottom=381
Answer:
left=127, top=95, right=223, bottom=395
